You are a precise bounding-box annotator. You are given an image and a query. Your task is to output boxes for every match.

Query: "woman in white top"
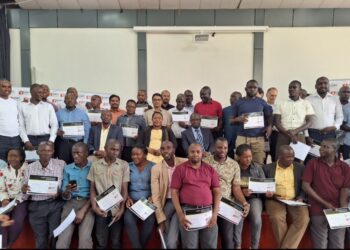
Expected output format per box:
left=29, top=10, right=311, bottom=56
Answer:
left=0, top=148, right=28, bottom=248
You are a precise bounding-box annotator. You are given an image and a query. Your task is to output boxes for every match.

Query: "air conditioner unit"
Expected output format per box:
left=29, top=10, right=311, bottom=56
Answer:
left=194, top=34, right=209, bottom=42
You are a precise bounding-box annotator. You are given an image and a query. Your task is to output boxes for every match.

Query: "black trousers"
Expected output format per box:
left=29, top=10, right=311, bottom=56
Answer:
left=55, top=137, right=83, bottom=164
left=0, top=135, right=22, bottom=161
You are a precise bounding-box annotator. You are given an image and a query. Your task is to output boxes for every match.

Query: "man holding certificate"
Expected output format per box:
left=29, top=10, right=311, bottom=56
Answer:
left=203, top=137, right=250, bottom=249
left=263, top=145, right=310, bottom=249
left=87, top=139, right=129, bottom=249
left=22, top=142, right=65, bottom=249
left=274, top=80, right=314, bottom=158
left=231, top=80, right=273, bottom=164
left=56, top=93, right=91, bottom=164
left=302, top=138, right=350, bottom=249
left=171, top=143, right=221, bottom=249
left=56, top=143, right=94, bottom=249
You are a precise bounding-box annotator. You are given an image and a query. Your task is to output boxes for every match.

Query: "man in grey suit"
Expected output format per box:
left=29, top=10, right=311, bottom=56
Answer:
left=181, top=113, right=214, bottom=157
left=88, top=110, right=124, bottom=159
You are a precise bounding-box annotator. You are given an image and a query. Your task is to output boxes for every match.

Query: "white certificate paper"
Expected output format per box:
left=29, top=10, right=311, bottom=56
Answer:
left=0, top=199, right=17, bottom=214
left=28, top=175, right=59, bottom=195
left=308, top=144, right=320, bottom=157
left=53, top=209, right=76, bottom=237
left=135, top=104, right=148, bottom=116
left=96, top=185, right=123, bottom=212
left=129, top=198, right=157, bottom=221
left=62, top=122, right=85, bottom=137
left=324, top=207, right=350, bottom=229
left=218, top=198, right=243, bottom=225
left=244, top=112, right=264, bottom=129
left=248, top=177, right=276, bottom=193
left=87, top=111, right=102, bottom=123
left=122, top=125, right=138, bottom=138
left=172, top=111, right=190, bottom=122
left=25, top=150, right=39, bottom=161
left=277, top=199, right=309, bottom=206
left=289, top=141, right=311, bottom=161
left=200, top=116, right=218, bottom=129
left=184, top=206, right=212, bottom=231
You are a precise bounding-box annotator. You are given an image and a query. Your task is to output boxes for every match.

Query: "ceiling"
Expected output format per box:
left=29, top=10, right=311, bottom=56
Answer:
left=13, top=0, right=350, bottom=10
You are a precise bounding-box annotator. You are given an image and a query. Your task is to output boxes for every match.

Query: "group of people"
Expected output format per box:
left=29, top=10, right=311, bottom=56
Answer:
left=0, top=76, right=349, bottom=249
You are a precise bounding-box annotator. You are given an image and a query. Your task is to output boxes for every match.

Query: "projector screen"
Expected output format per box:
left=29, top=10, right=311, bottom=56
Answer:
left=10, top=29, right=21, bottom=86
left=30, top=28, right=138, bottom=106
left=147, top=33, right=254, bottom=107
left=263, top=27, right=350, bottom=101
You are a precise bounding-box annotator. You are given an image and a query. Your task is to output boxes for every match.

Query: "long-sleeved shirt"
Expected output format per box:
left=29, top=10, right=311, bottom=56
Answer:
left=56, top=107, right=91, bottom=143
left=18, top=101, right=58, bottom=143
left=306, top=93, right=343, bottom=130
left=0, top=163, right=28, bottom=202
left=117, top=114, right=147, bottom=147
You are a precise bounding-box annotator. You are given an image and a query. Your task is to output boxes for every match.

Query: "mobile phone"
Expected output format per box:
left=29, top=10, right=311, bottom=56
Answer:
left=69, top=180, right=77, bottom=186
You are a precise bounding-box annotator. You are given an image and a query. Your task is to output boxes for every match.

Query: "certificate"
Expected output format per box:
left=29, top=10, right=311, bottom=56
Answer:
left=324, top=207, right=350, bottom=229
left=248, top=177, right=276, bottom=193
left=277, top=199, right=309, bottom=206
left=289, top=142, right=311, bottom=161
left=218, top=197, right=243, bottom=225
left=184, top=206, right=212, bottom=231
left=135, top=104, right=148, bottom=116
left=200, top=116, right=218, bottom=129
left=122, top=124, right=138, bottom=138
left=0, top=199, right=17, bottom=214
left=308, top=144, right=320, bottom=157
left=28, top=175, right=59, bottom=195
left=25, top=150, right=39, bottom=162
left=62, top=122, right=84, bottom=137
left=129, top=198, right=157, bottom=221
left=172, top=111, right=190, bottom=122
left=87, top=110, right=102, bottom=123
left=96, top=185, right=123, bottom=212
left=53, top=209, right=76, bottom=237
left=244, top=112, right=264, bottom=129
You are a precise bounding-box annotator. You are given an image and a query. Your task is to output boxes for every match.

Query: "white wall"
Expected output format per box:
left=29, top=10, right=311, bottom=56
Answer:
left=9, top=29, right=21, bottom=86
left=147, top=33, right=254, bottom=107
left=30, top=28, right=138, bottom=106
left=263, top=27, right=350, bottom=101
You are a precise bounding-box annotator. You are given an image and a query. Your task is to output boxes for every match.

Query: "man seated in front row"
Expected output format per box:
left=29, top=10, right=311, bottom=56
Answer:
left=181, top=113, right=214, bottom=157
left=171, top=143, right=221, bottom=249
left=263, top=145, right=309, bottom=249
left=22, top=142, right=65, bottom=249
left=151, top=141, right=186, bottom=248
left=56, top=142, right=94, bottom=249
left=88, top=110, right=123, bottom=161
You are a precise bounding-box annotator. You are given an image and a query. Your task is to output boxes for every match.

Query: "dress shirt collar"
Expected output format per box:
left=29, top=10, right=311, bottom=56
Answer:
left=276, top=161, right=294, bottom=170
left=311, top=92, right=333, bottom=99
left=100, top=158, right=120, bottom=166
left=38, top=159, right=55, bottom=171
left=71, top=161, right=91, bottom=170
left=28, top=100, right=44, bottom=106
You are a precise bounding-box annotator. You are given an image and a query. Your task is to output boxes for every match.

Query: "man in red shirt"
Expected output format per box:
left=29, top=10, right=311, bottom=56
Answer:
left=194, top=86, right=223, bottom=138
left=171, top=143, right=221, bottom=249
left=302, top=138, right=350, bottom=249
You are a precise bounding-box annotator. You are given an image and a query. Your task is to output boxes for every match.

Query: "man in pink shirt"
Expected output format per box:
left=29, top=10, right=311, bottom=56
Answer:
left=171, top=143, right=221, bottom=249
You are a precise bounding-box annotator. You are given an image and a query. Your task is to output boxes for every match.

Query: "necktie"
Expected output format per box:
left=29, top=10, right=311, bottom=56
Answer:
left=195, top=129, right=205, bottom=150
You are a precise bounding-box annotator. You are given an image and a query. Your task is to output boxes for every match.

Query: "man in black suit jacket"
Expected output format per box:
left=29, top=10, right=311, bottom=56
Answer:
left=88, top=110, right=124, bottom=159
left=262, top=145, right=309, bottom=249
left=181, top=113, right=214, bottom=156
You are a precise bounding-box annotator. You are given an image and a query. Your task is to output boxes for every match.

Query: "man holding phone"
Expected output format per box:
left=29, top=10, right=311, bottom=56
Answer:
left=56, top=142, right=94, bottom=249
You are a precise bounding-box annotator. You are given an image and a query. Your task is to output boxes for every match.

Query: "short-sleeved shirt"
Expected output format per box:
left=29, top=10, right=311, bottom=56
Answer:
left=232, top=97, right=273, bottom=137
left=128, top=161, right=155, bottom=201
left=274, top=98, right=315, bottom=130
left=194, top=99, right=223, bottom=118
left=203, top=155, right=240, bottom=201
left=87, top=158, right=130, bottom=214
left=302, top=158, right=350, bottom=216
left=170, top=161, right=220, bottom=206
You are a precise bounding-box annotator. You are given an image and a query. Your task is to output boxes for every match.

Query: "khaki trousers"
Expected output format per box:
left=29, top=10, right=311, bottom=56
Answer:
left=236, top=135, right=265, bottom=164
left=265, top=199, right=310, bottom=249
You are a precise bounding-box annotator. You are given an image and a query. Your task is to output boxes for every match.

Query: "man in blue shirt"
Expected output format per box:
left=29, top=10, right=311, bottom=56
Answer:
left=223, top=91, right=242, bottom=158
left=56, top=142, right=94, bottom=249
left=231, top=80, right=273, bottom=164
left=56, top=93, right=91, bottom=164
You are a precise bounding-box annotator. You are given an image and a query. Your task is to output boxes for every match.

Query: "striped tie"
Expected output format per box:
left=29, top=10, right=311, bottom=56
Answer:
left=195, top=129, right=205, bottom=151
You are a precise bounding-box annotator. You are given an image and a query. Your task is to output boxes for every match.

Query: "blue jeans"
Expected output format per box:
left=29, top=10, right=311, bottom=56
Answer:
left=124, top=208, right=156, bottom=249
left=234, top=198, right=262, bottom=249
left=308, top=129, right=336, bottom=144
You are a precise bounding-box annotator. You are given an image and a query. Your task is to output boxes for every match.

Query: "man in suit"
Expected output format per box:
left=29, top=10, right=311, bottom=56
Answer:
left=88, top=110, right=123, bottom=160
left=181, top=113, right=214, bottom=157
left=263, top=145, right=309, bottom=249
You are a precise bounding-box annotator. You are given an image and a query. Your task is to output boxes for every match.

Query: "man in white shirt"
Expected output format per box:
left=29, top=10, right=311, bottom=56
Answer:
left=169, top=94, right=192, bottom=157
left=0, top=79, right=22, bottom=161
left=18, top=84, right=58, bottom=150
left=306, top=76, right=343, bottom=144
